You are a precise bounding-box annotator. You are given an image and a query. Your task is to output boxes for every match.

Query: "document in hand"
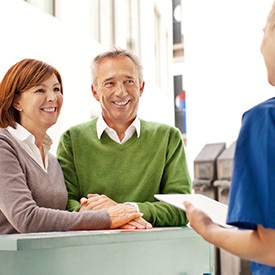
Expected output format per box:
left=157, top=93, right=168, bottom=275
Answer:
left=154, top=194, right=233, bottom=228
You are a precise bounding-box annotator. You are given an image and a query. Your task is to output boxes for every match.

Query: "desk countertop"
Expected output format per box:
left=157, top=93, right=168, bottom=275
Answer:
left=0, top=227, right=194, bottom=251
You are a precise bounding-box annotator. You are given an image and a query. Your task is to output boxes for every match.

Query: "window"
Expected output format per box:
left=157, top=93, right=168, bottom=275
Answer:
left=100, top=0, right=114, bottom=45
left=125, top=0, right=140, bottom=54
left=25, top=0, right=55, bottom=16
left=154, top=6, right=161, bottom=86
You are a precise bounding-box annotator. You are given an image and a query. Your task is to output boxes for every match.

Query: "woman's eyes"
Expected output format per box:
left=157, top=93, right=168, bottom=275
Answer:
left=35, top=88, right=45, bottom=93
left=34, top=87, right=61, bottom=93
left=53, top=87, right=61, bottom=92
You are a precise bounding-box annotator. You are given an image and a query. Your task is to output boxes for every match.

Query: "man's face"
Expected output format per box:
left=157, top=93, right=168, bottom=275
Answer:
left=92, top=56, right=144, bottom=128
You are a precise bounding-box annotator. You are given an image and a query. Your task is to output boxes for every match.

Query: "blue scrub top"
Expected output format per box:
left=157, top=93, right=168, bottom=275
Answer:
left=227, top=97, right=275, bottom=274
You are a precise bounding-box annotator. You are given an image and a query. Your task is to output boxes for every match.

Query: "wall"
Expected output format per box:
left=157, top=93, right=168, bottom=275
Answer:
left=183, top=0, right=275, bottom=178
left=0, top=0, right=174, bottom=155
left=0, top=0, right=100, bottom=154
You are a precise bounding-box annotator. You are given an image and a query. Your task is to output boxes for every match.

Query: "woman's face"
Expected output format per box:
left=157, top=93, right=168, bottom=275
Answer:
left=261, top=11, right=275, bottom=86
left=14, top=74, right=63, bottom=134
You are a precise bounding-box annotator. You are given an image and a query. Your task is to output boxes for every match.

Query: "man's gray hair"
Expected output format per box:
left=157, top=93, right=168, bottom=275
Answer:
left=91, top=47, right=143, bottom=86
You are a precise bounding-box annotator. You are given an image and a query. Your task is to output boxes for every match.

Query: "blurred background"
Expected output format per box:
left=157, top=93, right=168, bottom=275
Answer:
left=0, top=0, right=273, bottom=179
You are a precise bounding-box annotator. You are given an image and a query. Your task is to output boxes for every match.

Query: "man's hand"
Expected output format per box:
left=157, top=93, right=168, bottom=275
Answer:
left=80, top=194, right=117, bottom=211
left=80, top=194, right=152, bottom=229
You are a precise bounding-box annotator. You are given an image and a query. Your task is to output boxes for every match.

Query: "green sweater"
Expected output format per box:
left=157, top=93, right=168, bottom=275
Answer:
left=57, top=118, right=191, bottom=227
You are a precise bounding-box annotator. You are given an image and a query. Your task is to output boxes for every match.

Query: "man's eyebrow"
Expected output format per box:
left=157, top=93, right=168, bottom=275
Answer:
left=102, top=75, right=134, bottom=82
left=124, top=75, right=135, bottom=79
left=102, top=77, right=114, bottom=83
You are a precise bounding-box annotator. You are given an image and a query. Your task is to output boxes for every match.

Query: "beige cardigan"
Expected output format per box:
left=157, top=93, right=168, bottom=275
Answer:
left=0, top=129, right=109, bottom=234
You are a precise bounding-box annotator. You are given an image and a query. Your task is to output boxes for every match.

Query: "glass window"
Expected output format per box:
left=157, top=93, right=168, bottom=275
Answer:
left=154, top=6, right=161, bottom=86
left=125, top=0, right=140, bottom=54
left=99, top=0, right=114, bottom=46
left=25, top=0, right=55, bottom=16
left=89, top=0, right=100, bottom=42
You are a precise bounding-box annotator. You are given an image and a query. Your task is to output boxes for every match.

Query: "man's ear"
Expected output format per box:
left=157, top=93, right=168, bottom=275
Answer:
left=91, top=85, right=99, bottom=101
left=139, top=81, right=145, bottom=97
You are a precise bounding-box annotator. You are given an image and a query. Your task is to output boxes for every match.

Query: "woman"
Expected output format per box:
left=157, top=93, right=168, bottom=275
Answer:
left=184, top=2, right=275, bottom=274
left=0, top=58, right=143, bottom=234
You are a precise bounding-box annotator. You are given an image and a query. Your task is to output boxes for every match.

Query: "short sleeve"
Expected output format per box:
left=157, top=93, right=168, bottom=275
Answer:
left=227, top=98, right=275, bottom=230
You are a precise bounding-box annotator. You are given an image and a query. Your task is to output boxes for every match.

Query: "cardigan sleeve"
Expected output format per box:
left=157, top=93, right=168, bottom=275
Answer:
left=0, top=134, right=110, bottom=233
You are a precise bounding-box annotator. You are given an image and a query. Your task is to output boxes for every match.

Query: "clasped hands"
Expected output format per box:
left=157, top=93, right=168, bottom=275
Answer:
left=80, top=194, right=152, bottom=230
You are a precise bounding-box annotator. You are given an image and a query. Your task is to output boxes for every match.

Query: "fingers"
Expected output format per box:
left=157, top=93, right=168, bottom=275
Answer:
left=183, top=200, right=192, bottom=210
left=119, top=224, right=137, bottom=229
left=87, top=194, right=100, bottom=198
left=79, top=198, right=105, bottom=211
left=119, top=217, right=152, bottom=230
left=87, top=199, right=107, bottom=210
left=81, top=197, right=153, bottom=230
left=126, top=212, right=143, bottom=222
left=131, top=217, right=152, bottom=229
left=124, top=219, right=145, bottom=229
left=135, top=220, right=152, bottom=229
left=144, top=221, right=153, bottom=229
left=80, top=194, right=117, bottom=211
left=80, top=197, right=88, bottom=205
left=107, top=204, right=142, bottom=229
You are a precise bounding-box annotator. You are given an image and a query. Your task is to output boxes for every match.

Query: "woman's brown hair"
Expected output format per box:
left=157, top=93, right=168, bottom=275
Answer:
left=0, top=58, right=63, bottom=128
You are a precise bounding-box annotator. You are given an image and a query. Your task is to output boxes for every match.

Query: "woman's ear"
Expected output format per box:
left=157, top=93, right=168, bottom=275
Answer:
left=12, top=93, right=22, bottom=111
left=13, top=101, right=22, bottom=112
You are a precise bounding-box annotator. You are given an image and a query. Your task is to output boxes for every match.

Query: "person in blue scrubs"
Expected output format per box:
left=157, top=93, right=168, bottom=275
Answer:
left=184, top=2, right=275, bottom=274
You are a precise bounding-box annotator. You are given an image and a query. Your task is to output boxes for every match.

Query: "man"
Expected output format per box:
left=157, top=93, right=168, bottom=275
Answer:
left=57, top=47, right=191, bottom=227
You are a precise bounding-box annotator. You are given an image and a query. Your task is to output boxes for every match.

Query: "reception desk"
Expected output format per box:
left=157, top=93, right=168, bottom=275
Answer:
left=0, top=227, right=214, bottom=275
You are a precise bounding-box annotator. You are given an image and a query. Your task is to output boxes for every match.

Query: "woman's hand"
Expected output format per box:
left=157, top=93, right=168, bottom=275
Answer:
left=80, top=194, right=152, bottom=229
left=106, top=204, right=143, bottom=229
left=119, top=216, right=152, bottom=229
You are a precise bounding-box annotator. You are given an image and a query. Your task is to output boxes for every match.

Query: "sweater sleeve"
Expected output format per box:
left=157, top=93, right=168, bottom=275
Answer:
left=57, top=129, right=82, bottom=211
left=137, top=128, right=192, bottom=226
left=0, top=136, right=110, bottom=233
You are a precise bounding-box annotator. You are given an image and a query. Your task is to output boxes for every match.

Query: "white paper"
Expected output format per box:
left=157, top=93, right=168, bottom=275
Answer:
left=154, top=194, right=233, bottom=228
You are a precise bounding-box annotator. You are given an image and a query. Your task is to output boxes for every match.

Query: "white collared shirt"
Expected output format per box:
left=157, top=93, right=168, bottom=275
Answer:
left=7, top=123, right=52, bottom=172
left=96, top=114, right=140, bottom=144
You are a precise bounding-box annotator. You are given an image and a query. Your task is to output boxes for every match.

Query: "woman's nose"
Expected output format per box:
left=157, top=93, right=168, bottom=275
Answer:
left=47, top=90, right=57, bottom=101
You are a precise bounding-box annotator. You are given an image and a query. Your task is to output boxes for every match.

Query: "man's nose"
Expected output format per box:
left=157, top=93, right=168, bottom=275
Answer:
left=115, top=82, right=127, bottom=96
